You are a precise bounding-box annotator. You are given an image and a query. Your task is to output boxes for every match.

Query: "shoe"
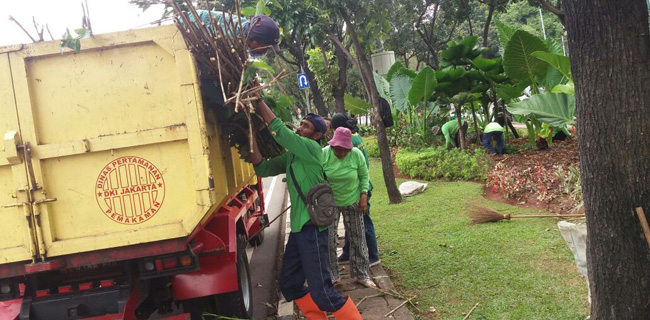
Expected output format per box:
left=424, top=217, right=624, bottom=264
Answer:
left=369, top=259, right=381, bottom=267
left=333, top=297, right=363, bottom=320
left=357, top=278, right=378, bottom=289
left=294, top=293, right=328, bottom=320
left=337, top=254, right=349, bottom=262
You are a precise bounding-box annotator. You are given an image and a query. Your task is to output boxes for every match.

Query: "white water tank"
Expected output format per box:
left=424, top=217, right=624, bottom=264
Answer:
left=371, top=51, right=396, bottom=76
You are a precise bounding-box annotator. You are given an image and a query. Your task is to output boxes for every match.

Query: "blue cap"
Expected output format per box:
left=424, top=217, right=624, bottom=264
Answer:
left=304, top=113, right=328, bottom=136
left=244, top=15, right=280, bottom=51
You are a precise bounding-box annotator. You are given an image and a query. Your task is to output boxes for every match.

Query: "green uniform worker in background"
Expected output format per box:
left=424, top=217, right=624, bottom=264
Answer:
left=483, top=122, right=505, bottom=154
left=432, top=119, right=468, bottom=149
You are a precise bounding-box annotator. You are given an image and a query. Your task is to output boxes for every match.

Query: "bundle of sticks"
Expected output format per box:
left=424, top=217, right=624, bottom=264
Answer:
left=169, top=0, right=287, bottom=162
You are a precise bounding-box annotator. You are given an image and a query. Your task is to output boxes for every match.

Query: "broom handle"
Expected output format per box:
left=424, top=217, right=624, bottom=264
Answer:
left=510, top=214, right=585, bottom=218
left=634, top=207, right=650, bottom=250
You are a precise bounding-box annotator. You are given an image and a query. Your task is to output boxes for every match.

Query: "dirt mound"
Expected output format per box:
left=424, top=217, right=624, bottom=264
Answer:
left=486, top=138, right=581, bottom=214
left=495, top=138, right=579, bottom=172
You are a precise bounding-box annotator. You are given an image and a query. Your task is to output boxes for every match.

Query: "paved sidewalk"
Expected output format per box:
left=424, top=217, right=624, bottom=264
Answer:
left=277, top=212, right=415, bottom=319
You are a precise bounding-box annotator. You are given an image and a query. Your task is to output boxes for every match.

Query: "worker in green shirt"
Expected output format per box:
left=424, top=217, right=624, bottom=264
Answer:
left=482, top=122, right=506, bottom=154
left=323, top=127, right=376, bottom=289
left=330, top=113, right=380, bottom=267
left=432, top=119, right=468, bottom=149
left=250, top=101, right=362, bottom=319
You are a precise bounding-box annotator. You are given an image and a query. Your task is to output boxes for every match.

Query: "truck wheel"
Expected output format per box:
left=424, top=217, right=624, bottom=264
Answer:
left=249, top=217, right=265, bottom=247
left=214, top=236, right=253, bottom=318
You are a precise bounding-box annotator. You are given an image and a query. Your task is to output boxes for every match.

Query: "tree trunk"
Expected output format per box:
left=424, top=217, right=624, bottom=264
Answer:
left=339, top=7, right=402, bottom=204
left=455, top=107, right=466, bottom=150
left=482, top=5, right=495, bottom=48
left=303, top=67, right=329, bottom=116
left=470, top=102, right=481, bottom=144
left=333, top=43, right=348, bottom=114
left=564, top=0, right=650, bottom=318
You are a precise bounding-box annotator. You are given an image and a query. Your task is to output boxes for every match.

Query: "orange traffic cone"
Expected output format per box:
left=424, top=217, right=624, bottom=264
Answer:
left=294, top=293, right=328, bottom=320
left=333, top=297, right=363, bottom=320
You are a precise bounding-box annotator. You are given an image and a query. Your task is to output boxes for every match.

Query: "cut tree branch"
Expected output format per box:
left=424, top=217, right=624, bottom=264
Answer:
left=9, top=16, right=37, bottom=43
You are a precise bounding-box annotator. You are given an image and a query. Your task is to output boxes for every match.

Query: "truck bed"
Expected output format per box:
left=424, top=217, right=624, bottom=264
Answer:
left=0, top=25, right=255, bottom=267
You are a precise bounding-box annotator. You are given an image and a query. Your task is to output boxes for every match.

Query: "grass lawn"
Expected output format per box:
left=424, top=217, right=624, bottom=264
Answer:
left=368, top=159, right=589, bottom=320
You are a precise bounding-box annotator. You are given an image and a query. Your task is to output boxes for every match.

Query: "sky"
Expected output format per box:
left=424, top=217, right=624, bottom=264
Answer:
left=1, top=0, right=166, bottom=47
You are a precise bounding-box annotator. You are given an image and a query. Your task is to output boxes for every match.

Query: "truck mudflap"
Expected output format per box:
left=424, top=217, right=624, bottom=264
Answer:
left=0, top=299, right=21, bottom=320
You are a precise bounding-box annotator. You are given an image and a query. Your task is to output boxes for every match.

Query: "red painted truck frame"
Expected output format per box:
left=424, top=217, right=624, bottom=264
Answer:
left=0, top=179, right=266, bottom=320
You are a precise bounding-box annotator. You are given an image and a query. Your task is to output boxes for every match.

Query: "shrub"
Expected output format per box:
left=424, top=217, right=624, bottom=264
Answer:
left=555, top=165, right=583, bottom=204
left=395, top=147, right=492, bottom=181
left=364, top=136, right=380, bottom=157
left=358, top=125, right=376, bottom=136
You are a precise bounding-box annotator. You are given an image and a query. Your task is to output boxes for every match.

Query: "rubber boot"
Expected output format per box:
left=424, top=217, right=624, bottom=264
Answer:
left=294, top=293, right=328, bottom=320
left=333, top=297, right=363, bottom=320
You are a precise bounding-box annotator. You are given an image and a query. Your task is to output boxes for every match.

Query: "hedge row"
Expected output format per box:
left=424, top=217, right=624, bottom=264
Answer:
left=395, top=147, right=492, bottom=181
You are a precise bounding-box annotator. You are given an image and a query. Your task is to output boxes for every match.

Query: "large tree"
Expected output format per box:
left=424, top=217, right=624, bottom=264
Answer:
left=564, top=0, right=650, bottom=318
left=314, top=0, right=402, bottom=203
left=478, top=0, right=512, bottom=48
left=269, top=0, right=330, bottom=115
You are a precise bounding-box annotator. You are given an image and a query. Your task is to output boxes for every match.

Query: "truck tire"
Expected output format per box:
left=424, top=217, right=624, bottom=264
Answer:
left=249, top=217, right=265, bottom=247
left=214, top=236, right=253, bottom=318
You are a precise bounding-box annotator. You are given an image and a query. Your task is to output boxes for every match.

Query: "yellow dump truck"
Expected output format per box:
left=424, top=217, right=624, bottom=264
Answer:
left=0, top=25, right=268, bottom=320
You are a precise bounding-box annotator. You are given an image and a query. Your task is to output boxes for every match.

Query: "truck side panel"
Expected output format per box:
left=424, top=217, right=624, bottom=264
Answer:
left=0, top=26, right=256, bottom=261
left=0, top=50, right=36, bottom=264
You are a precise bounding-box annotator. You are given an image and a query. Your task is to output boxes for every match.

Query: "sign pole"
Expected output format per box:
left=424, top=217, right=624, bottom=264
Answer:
left=300, top=66, right=311, bottom=113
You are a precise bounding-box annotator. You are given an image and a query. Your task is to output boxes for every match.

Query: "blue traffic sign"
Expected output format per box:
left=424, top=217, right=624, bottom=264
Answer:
left=297, top=73, right=310, bottom=89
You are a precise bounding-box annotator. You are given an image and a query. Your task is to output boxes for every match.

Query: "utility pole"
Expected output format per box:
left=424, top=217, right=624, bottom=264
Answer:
left=539, top=9, right=547, bottom=40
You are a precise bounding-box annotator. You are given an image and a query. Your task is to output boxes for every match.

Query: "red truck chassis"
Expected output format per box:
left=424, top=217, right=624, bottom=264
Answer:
left=0, top=179, right=266, bottom=320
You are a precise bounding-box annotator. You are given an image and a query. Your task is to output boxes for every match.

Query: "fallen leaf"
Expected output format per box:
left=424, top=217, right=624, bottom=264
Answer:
left=261, top=302, right=274, bottom=308
left=256, top=283, right=263, bottom=288
left=429, top=306, right=437, bottom=313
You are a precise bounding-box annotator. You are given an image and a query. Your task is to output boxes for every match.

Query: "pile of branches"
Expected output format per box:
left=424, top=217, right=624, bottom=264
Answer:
left=170, top=0, right=287, bottom=162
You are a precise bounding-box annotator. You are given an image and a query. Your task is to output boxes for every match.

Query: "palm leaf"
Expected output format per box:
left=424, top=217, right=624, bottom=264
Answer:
left=374, top=72, right=391, bottom=100
left=531, top=51, right=571, bottom=79
left=503, top=30, right=549, bottom=85
left=389, top=75, right=412, bottom=111
left=386, top=61, right=406, bottom=82
left=507, top=93, right=575, bottom=127
left=407, top=67, right=437, bottom=106
left=551, top=82, right=575, bottom=95
left=344, top=94, right=372, bottom=114
left=546, top=38, right=564, bottom=55
left=496, top=21, right=516, bottom=48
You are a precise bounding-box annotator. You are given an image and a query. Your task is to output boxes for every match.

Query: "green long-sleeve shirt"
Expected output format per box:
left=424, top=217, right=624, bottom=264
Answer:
left=322, top=146, right=369, bottom=207
left=254, top=118, right=324, bottom=233
left=441, top=119, right=460, bottom=148
left=351, top=133, right=372, bottom=192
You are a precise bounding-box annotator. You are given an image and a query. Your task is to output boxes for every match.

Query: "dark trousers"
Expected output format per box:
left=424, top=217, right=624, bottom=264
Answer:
left=482, top=131, right=504, bottom=154
left=341, top=191, right=379, bottom=262
left=279, top=223, right=347, bottom=312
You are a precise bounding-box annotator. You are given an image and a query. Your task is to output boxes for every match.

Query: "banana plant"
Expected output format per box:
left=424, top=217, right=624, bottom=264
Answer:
left=385, top=63, right=441, bottom=146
